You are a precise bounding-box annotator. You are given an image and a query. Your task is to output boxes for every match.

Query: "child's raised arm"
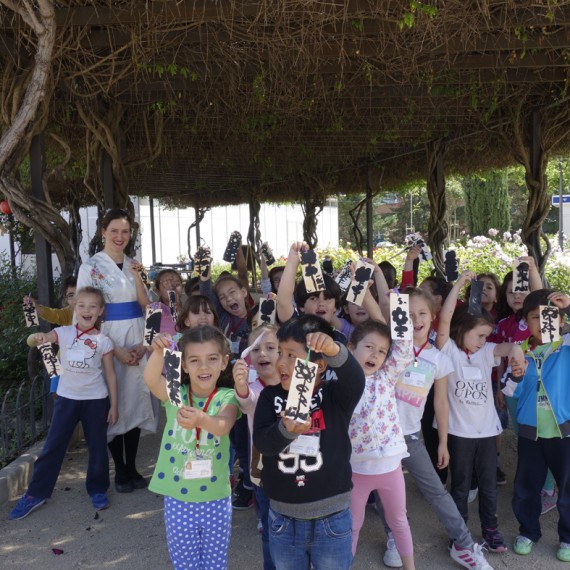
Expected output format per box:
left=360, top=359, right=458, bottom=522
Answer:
left=518, top=255, right=543, bottom=291
left=276, top=241, right=307, bottom=323
left=401, top=245, right=421, bottom=288
left=235, top=239, right=251, bottom=295
left=370, top=260, right=389, bottom=324
left=143, top=333, right=173, bottom=402
left=436, top=270, right=475, bottom=349
left=129, top=261, right=151, bottom=311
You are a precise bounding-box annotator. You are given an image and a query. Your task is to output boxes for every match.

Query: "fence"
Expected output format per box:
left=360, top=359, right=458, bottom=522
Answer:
left=0, top=374, right=53, bottom=469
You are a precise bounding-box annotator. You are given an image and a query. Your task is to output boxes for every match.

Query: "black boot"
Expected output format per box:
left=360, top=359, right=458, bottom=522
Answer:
left=124, top=428, right=147, bottom=489
left=108, top=435, right=133, bottom=493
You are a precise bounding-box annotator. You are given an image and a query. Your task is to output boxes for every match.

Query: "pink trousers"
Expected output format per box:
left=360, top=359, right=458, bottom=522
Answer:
left=350, top=465, right=414, bottom=557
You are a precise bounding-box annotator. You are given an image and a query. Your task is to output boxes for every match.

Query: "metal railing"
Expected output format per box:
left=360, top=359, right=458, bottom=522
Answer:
left=0, top=374, right=53, bottom=469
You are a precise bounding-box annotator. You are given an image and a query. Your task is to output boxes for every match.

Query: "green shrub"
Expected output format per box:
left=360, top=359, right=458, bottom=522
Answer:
left=0, top=255, right=38, bottom=386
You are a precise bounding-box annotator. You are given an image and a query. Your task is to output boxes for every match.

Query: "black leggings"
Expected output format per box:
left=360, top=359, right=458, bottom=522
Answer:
left=108, top=427, right=141, bottom=479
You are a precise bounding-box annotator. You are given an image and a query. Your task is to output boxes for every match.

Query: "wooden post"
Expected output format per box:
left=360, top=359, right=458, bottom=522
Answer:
left=30, top=134, right=54, bottom=330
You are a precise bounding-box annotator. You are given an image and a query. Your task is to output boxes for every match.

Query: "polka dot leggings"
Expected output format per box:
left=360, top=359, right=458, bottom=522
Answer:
left=164, top=496, right=232, bottom=569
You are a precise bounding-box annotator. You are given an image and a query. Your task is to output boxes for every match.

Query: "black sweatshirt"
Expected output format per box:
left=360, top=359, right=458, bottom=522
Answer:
left=252, top=344, right=365, bottom=519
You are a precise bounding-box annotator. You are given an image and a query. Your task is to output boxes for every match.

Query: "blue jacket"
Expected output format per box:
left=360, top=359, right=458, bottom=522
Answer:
left=501, top=336, right=570, bottom=440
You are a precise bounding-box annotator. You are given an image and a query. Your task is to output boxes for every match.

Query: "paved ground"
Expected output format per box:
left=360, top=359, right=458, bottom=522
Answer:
left=0, top=426, right=566, bottom=570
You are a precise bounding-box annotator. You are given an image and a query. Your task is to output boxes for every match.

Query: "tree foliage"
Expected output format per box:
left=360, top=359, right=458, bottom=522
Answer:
left=463, top=170, right=511, bottom=236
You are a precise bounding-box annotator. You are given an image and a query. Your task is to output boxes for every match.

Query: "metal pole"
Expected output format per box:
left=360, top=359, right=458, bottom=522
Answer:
left=366, top=185, right=373, bottom=258
left=195, top=206, right=201, bottom=247
left=558, top=158, right=564, bottom=250
left=149, top=197, right=156, bottom=265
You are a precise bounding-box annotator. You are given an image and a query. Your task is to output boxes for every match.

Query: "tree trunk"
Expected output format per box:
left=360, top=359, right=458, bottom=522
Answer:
left=426, top=140, right=447, bottom=278
left=0, top=1, right=78, bottom=282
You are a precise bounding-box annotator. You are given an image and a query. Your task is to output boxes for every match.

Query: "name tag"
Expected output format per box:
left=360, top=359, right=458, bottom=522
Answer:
left=462, top=366, right=483, bottom=380
left=230, top=339, right=241, bottom=355
left=289, top=434, right=320, bottom=457
left=403, top=369, right=427, bottom=388
left=183, top=459, right=212, bottom=480
left=67, top=348, right=85, bottom=361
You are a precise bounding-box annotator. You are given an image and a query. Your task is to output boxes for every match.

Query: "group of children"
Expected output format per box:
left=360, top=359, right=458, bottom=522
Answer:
left=7, top=235, right=570, bottom=570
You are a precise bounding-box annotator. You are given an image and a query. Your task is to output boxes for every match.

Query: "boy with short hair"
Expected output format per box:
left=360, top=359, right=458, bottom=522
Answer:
left=253, top=314, right=365, bottom=569
left=276, top=242, right=346, bottom=344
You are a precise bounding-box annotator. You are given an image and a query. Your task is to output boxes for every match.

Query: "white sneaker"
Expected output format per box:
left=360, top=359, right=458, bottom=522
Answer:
left=450, top=542, right=493, bottom=569
left=383, top=534, right=403, bottom=568
left=468, top=487, right=479, bottom=503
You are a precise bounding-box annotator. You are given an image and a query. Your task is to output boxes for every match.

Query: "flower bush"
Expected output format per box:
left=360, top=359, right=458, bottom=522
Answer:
left=211, top=232, right=570, bottom=292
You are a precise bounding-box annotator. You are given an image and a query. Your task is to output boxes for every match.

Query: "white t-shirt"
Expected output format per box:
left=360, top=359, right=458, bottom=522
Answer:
left=438, top=339, right=502, bottom=438
left=55, top=325, right=114, bottom=400
left=395, top=344, right=454, bottom=435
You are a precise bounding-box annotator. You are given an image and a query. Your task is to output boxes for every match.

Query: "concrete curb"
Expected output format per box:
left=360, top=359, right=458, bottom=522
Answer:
left=0, top=425, right=84, bottom=507
left=0, top=440, right=44, bottom=506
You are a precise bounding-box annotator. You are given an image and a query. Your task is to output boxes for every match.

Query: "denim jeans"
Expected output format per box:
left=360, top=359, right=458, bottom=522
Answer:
left=255, top=485, right=276, bottom=570
left=268, top=508, right=353, bottom=570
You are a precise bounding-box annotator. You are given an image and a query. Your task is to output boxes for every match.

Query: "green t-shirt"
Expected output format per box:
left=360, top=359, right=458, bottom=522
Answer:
left=149, top=386, right=240, bottom=502
left=532, top=344, right=560, bottom=439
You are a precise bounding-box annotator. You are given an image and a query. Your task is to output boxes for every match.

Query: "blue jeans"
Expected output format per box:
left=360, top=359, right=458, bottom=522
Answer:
left=268, top=508, right=353, bottom=570
left=513, top=436, right=570, bottom=543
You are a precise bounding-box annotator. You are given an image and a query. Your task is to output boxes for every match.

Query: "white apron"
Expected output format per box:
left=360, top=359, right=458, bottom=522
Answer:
left=77, top=252, right=157, bottom=440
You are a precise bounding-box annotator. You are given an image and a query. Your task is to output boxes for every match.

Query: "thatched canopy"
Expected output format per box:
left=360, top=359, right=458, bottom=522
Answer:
left=1, top=1, right=570, bottom=209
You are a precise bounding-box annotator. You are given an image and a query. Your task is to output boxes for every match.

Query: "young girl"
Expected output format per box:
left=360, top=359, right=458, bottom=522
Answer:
left=436, top=270, right=525, bottom=553
left=332, top=259, right=389, bottom=342
left=176, top=294, right=219, bottom=332
left=153, top=269, right=184, bottom=335
left=233, top=324, right=280, bottom=570
left=502, top=289, right=570, bottom=562
left=348, top=320, right=415, bottom=570
left=144, top=326, right=240, bottom=570
left=384, top=288, right=492, bottom=570
left=9, top=287, right=118, bottom=520
left=476, top=273, right=501, bottom=320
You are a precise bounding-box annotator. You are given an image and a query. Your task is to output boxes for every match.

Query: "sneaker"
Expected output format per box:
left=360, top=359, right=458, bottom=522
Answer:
left=513, top=535, right=533, bottom=555
left=557, top=542, right=570, bottom=562
left=482, top=528, right=507, bottom=553
left=257, top=518, right=263, bottom=534
left=541, top=490, right=557, bottom=515
left=8, top=494, right=46, bottom=520
left=90, top=493, right=110, bottom=511
left=450, top=542, right=494, bottom=569
left=496, top=467, right=507, bottom=486
left=383, top=533, right=403, bottom=568
left=232, top=486, right=253, bottom=510
left=468, top=487, right=479, bottom=503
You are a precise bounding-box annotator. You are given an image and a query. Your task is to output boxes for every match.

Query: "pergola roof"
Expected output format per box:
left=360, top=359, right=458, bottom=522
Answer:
left=2, top=1, right=570, bottom=207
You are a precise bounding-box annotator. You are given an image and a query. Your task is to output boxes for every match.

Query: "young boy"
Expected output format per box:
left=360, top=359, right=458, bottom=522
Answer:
left=276, top=242, right=346, bottom=344
left=24, top=276, right=77, bottom=326
left=253, top=314, right=365, bottom=569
